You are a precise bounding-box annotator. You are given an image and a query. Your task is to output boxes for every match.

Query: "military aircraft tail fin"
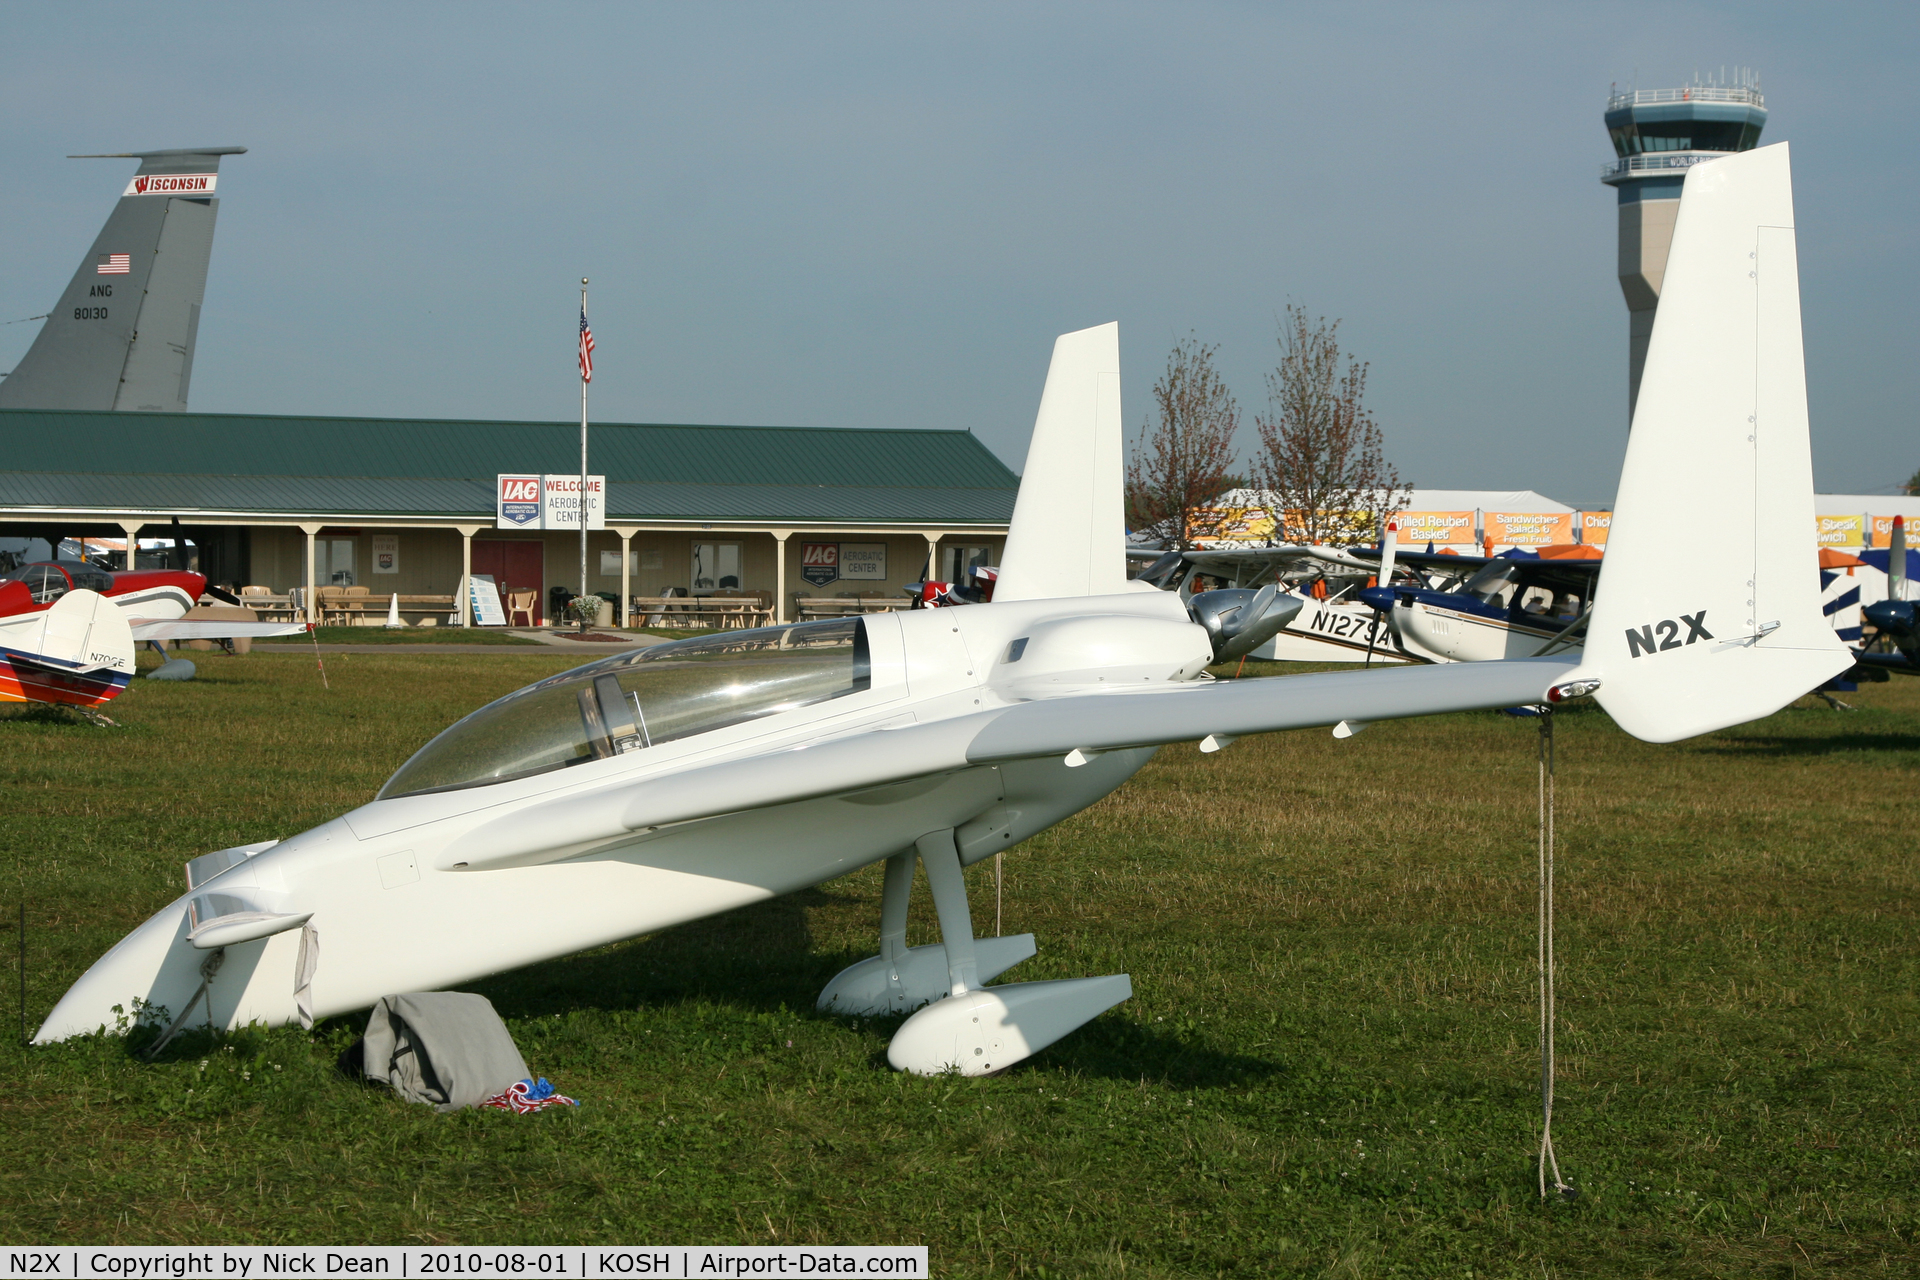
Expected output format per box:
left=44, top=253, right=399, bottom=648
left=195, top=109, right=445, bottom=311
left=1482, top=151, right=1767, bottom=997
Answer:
left=0, top=146, right=244, bottom=412
left=993, top=322, right=1131, bottom=602
left=1576, top=142, right=1849, bottom=742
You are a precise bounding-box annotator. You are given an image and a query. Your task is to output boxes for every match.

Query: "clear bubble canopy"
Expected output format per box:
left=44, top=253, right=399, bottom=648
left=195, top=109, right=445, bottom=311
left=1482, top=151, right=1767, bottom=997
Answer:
left=379, top=618, right=871, bottom=799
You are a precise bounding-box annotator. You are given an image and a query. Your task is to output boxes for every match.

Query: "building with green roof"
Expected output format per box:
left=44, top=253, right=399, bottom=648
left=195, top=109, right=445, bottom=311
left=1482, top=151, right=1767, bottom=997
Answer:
left=0, top=408, right=1018, bottom=624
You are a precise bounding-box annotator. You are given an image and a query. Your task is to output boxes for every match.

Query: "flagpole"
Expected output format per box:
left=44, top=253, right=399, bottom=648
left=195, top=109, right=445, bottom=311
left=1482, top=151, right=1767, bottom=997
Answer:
left=579, top=277, right=589, bottom=633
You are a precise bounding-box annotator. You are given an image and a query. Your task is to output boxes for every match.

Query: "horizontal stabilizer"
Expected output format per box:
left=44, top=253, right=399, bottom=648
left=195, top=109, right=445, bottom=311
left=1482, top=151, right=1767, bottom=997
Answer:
left=131, top=619, right=308, bottom=642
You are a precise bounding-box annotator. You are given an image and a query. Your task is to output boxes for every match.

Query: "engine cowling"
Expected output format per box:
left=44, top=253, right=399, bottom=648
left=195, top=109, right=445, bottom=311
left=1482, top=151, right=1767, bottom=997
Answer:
left=1188, top=586, right=1304, bottom=662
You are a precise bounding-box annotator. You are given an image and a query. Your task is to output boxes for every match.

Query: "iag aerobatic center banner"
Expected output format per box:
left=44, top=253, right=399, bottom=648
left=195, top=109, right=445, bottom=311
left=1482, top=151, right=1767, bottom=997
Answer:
left=496, top=474, right=606, bottom=530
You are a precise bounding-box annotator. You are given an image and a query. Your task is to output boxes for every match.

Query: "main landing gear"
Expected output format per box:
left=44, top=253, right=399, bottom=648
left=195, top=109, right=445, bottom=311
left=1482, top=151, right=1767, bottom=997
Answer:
left=816, top=828, right=1131, bottom=1076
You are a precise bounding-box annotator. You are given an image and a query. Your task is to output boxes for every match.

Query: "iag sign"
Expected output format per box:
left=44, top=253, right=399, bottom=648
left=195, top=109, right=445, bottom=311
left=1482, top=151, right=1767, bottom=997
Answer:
left=496, top=474, right=606, bottom=530
left=800, top=542, right=887, bottom=587
left=498, top=474, right=542, bottom=526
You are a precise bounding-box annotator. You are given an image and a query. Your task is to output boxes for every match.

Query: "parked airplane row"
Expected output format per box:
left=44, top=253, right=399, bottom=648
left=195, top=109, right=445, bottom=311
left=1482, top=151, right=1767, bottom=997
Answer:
left=0, top=560, right=301, bottom=711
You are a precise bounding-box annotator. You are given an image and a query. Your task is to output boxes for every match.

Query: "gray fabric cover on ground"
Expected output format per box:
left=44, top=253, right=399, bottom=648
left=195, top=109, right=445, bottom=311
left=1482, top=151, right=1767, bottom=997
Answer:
left=360, top=992, right=528, bottom=1113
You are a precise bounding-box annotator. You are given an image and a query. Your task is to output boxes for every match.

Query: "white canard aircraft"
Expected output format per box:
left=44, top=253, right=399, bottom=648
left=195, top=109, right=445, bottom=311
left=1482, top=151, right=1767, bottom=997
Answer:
left=41, top=144, right=1848, bottom=1074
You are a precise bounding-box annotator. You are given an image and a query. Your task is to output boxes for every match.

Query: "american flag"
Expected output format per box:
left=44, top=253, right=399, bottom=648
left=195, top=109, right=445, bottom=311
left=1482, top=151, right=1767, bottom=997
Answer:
left=578, top=308, right=595, bottom=383
left=96, top=253, right=130, bottom=275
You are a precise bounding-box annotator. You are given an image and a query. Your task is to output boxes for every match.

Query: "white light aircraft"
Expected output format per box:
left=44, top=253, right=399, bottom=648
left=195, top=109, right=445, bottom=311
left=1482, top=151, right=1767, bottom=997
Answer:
left=42, top=145, right=1848, bottom=1076
left=1128, top=544, right=1410, bottom=664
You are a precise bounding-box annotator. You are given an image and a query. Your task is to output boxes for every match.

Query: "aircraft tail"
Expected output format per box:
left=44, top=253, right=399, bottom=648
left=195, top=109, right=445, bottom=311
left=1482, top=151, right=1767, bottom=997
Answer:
left=1575, top=142, right=1850, bottom=742
left=0, top=590, right=135, bottom=708
left=0, top=146, right=244, bottom=412
left=993, top=322, right=1131, bottom=602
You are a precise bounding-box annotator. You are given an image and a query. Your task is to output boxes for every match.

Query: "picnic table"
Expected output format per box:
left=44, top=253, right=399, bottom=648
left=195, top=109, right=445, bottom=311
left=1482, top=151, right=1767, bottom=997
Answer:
left=630, top=596, right=773, bottom=630
left=237, top=591, right=297, bottom=622
left=793, top=596, right=911, bottom=619
left=240, top=591, right=456, bottom=625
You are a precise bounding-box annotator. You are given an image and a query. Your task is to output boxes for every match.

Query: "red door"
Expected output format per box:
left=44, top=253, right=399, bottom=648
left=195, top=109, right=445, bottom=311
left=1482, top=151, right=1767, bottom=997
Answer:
left=472, top=541, right=544, bottom=624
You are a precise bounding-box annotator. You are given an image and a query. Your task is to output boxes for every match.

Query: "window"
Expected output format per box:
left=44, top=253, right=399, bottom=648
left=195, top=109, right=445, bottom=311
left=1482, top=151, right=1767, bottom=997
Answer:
left=68, top=565, right=114, bottom=593
left=692, top=542, right=741, bottom=592
left=1609, top=119, right=1755, bottom=157
left=1462, top=561, right=1520, bottom=608
left=379, top=618, right=872, bottom=798
left=28, top=565, right=69, bottom=604
left=0, top=563, right=72, bottom=604
left=324, top=539, right=355, bottom=586
left=1517, top=586, right=1555, bottom=616
left=942, top=545, right=993, bottom=583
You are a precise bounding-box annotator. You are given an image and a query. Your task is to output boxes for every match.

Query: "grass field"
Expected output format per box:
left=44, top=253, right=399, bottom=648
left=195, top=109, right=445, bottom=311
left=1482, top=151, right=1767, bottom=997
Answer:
left=1, top=649, right=1915, bottom=1275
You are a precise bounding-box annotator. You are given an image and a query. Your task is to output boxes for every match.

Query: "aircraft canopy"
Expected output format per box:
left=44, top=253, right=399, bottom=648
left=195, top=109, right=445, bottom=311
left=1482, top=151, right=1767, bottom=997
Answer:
left=379, top=618, right=872, bottom=799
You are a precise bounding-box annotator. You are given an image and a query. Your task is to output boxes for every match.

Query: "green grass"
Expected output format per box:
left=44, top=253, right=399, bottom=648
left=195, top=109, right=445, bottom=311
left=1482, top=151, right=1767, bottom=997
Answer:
left=1, top=653, right=1915, bottom=1274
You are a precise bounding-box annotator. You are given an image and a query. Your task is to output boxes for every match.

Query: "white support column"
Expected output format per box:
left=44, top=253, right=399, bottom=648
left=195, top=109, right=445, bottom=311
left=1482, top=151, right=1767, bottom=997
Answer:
left=772, top=529, right=792, bottom=623
left=299, top=522, right=323, bottom=626
left=924, top=532, right=942, bottom=583
left=118, top=521, right=144, bottom=574
left=455, top=524, right=483, bottom=627
left=616, top=527, right=634, bottom=628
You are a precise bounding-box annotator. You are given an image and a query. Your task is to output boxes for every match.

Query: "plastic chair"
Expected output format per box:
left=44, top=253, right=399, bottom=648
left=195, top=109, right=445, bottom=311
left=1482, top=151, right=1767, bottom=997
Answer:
left=506, top=589, right=537, bottom=627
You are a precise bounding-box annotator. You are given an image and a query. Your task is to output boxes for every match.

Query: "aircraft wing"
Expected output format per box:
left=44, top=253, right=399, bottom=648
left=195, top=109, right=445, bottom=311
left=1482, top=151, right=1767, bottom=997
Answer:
left=130, top=619, right=309, bottom=642
left=448, top=658, right=1577, bottom=872
left=1179, top=545, right=1317, bottom=565
left=965, top=657, right=1576, bottom=761
left=1332, top=547, right=1490, bottom=572
left=1126, top=544, right=1317, bottom=565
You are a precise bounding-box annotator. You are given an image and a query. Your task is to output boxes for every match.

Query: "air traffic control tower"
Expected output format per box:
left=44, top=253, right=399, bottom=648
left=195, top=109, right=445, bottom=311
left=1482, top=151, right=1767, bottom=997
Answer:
left=1603, top=76, right=1767, bottom=420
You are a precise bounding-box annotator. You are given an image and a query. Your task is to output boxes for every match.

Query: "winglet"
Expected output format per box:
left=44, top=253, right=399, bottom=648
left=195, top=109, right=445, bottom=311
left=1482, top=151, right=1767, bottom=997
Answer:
left=993, top=323, right=1129, bottom=602
left=1575, top=143, right=1849, bottom=741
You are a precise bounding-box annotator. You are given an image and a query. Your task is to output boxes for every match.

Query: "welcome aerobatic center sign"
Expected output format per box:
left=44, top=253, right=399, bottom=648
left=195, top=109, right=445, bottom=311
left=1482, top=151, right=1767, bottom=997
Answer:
left=496, top=474, right=605, bottom=530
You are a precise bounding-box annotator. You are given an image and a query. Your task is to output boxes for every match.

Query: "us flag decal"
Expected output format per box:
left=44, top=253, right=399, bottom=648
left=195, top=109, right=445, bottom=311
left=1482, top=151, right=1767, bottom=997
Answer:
left=96, top=253, right=130, bottom=275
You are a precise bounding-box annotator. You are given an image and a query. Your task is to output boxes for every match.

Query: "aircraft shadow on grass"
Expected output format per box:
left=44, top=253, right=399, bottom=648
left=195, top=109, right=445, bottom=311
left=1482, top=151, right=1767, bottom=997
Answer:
left=1, top=703, right=111, bottom=727
left=440, top=888, right=1285, bottom=1089
left=1698, top=730, right=1920, bottom=760
left=469, top=887, right=843, bottom=1019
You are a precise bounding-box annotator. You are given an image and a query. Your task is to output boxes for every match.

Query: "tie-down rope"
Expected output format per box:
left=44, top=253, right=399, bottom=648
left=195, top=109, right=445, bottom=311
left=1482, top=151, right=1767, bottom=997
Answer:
left=1536, top=709, right=1572, bottom=1198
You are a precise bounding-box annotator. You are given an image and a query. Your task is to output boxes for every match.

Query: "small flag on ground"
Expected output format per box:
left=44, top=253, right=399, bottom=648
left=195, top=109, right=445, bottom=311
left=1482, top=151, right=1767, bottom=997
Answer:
left=579, top=308, right=595, bottom=383
left=96, top=253, right=130, bottom=275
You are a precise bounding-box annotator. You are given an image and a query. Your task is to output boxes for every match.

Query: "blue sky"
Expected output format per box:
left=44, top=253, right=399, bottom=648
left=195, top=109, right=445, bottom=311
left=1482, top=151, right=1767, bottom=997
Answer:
left=3, top=2, right=1915, bottom=504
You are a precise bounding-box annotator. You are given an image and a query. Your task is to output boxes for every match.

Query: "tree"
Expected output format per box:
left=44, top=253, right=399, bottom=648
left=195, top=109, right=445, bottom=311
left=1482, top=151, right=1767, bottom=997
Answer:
left=1904, top=467, right=1920, bottom=496
left=1125, top=336, right=1240, bottom=550
left=1251, top=305, right=1404, bottom=546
